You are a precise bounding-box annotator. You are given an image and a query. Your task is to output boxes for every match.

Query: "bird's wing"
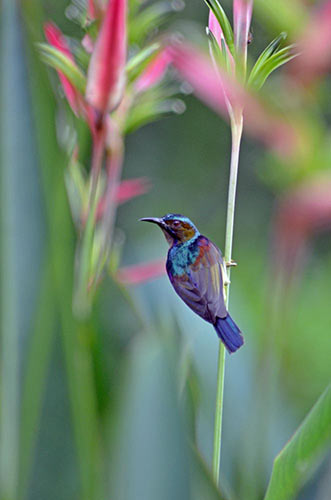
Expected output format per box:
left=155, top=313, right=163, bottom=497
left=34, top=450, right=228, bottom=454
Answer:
left=169, top=237, right=228, bottom=323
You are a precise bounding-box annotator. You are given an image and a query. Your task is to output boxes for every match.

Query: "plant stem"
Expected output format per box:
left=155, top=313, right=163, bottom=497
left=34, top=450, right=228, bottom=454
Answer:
left=73, top=130, right=105, bottom=318
left=212, top=109, right=243, bottom=484
left=90, top=124, right=123, bottom=293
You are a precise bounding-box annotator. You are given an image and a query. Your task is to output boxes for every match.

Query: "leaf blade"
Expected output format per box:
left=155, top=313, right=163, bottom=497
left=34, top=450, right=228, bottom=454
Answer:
left=203, top=0, right=234, bottom=55
left=264, top=385, right=331, bottom=500
left=37, top=43, right=86, bottom=94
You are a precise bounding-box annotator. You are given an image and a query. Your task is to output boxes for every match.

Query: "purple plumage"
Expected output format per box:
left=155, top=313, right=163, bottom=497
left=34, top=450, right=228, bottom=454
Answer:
left=167, top=235, right=243, bottom=353
left=140, top=214, right=244, bottom=353
left=214, top=315, right=244, bottom=353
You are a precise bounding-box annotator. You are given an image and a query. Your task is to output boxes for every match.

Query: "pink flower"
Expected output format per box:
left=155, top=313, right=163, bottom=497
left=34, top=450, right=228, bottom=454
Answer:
left=169, top=43, right=228, bottom=115
left=117, top=260, right=165, bottom=285
left=86, top=0, right=127, bottom=115
left=170, top=42, right=298, bottom=155
left=135, top=49, right=172, bottom=93
left=115, top=177, right=152, bottom=204
left=233, top=0, right=253, bottom=59
left=290, top=0, right=331, bottom=85
left=44, top=22, right=80, bottom=115
left=273, top=172, right=331, bottom=284
left=95, top=177, right=151, bottom=219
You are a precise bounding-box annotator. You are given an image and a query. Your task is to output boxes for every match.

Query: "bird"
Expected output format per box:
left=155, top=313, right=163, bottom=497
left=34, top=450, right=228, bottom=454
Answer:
left=140, top=214, right=244, bottom=353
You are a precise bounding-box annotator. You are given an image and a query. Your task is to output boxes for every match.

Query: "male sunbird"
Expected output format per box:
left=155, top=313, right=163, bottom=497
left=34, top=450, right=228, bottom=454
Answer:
left=140, top=214, right=244, bottom=353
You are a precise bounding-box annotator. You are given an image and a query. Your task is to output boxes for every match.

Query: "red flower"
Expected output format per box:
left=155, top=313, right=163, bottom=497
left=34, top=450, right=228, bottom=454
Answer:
left=44, top=22, right=81, bottom=115
left=135, top=49, right=172, bottom=93
left=86, top=0, right=127, bottom=115
left=117, top=260, right=165, bottom=285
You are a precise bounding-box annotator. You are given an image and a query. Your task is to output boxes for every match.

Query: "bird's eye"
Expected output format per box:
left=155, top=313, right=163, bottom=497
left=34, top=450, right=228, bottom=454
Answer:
left=172, top=220, right=181, bottom=227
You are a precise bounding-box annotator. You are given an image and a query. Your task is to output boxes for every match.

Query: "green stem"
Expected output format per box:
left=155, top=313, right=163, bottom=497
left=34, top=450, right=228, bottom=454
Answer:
left=212, top=109, right=243, bottom=484
left=73, top=131, right=105, bottom=318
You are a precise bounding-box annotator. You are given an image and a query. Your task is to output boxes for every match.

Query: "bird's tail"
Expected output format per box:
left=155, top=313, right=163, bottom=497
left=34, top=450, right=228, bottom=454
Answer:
left=214, top=315, right=244, bottom=354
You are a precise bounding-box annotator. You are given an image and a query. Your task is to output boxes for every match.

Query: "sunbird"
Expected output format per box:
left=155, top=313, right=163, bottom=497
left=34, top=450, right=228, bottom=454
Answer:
left=140, top=214, right=244, bottom=353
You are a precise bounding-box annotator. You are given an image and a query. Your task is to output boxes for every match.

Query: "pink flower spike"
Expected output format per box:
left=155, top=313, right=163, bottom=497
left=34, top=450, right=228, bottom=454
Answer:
left=116, top=177, right=152, bottom=204
left=117, top=260, right=165, bottom=285
left=135, top=50, right=172, bottom=93
left=86, top=0, right=127, bottom=115
left=170, top=42, right=299, bottom=155
left=208, top=11, right=235, bottom=72
left=44, top=22, right=80, bottom=115
left=233, top=0, right=253, bottom=58
left=208, top=11, right=224, bottom=48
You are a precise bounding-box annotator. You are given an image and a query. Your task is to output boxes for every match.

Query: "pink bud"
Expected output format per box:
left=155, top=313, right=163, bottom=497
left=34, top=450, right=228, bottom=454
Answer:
left=208, top=11, right=224, bottom=48
left=86, top=0, right=127, bottom=115
left=208, top=11, right=235, bottom=72
left=233, top=0, right=253, bottom=58
left=44, top=22, right=80, bottom=115
left=117, top=260, right=165, bottom=285
left=135, top=49, right=172, bottom=93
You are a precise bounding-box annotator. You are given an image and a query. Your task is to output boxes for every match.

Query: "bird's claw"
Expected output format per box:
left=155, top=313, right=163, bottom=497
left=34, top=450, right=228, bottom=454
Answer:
left=226, top=260, right=237, bottom=268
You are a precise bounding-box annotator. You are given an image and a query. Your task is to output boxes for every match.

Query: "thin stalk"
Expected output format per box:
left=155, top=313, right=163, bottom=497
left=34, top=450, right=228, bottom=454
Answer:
left=212, top=109, right=243, bottom=484
left=90, top=126, right=124, bottom=292
left=73, top=130, right=105, bottom=318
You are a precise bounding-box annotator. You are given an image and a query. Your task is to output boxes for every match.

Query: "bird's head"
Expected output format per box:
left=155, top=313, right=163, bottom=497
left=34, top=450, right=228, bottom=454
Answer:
left=140, top=214, right=199, bottom=245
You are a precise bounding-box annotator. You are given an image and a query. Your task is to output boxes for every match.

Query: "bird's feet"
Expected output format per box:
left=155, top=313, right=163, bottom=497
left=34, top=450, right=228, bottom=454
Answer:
left=226, top=260, right=237, bottom=268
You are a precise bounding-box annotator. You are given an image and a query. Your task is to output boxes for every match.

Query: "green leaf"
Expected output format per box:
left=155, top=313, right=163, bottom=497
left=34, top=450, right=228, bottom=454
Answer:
left=206, top=27, right=225, bottom=69
left=248, top=32, right=287, bottom=84
left=248, top=43, right=297, bottom=90
left=129, top=3, right=172, bottom=45
left=190, top=447, right=231, bottom=500
left=264, top=384, right=331, bottom=500
left=37, top=43, right=86, bottom=94
left=203, top=0, right=234, bottom=56
left=126, top=42, right=160, bottom=80
left=64, top=153, right=88, bottom=227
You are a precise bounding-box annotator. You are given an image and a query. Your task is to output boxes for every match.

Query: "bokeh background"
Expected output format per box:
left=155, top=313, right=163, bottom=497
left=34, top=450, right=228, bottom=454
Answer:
left=0, top=1, right=330, bottom=500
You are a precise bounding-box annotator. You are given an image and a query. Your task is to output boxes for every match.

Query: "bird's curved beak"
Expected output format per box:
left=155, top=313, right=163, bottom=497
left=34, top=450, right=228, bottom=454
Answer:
left=139, top=217, right=174, bottom=245
left=139, top=217, right=164, bottom=227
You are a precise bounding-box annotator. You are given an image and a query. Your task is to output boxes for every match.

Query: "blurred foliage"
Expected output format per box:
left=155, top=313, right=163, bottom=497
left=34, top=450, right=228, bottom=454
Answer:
left=0, top=1, right=330, bottom=500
